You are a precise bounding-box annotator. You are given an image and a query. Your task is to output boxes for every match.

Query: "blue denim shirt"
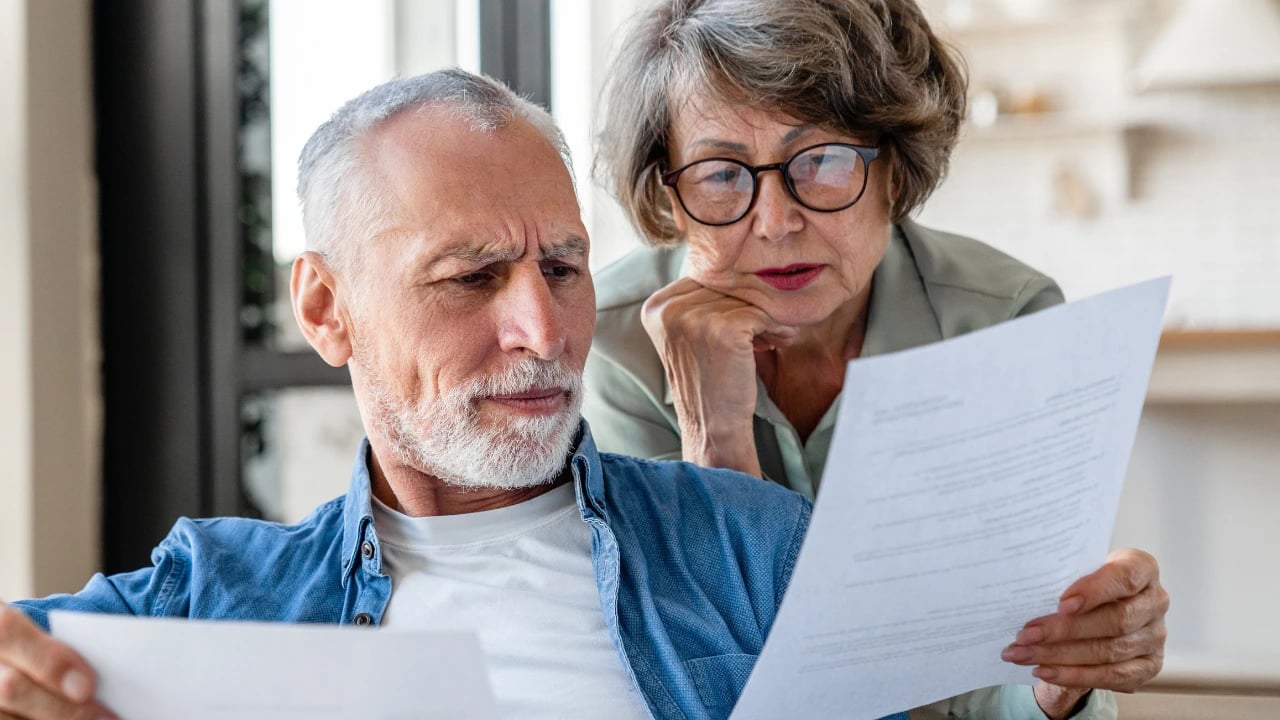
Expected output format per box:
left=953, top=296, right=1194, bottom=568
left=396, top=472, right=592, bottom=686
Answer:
left=16, top=424, right=912, bottom=720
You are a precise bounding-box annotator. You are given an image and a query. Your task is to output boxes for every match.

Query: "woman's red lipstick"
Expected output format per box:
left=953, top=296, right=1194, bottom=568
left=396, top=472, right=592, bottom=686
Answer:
left=754, top=264, right=823, bottom=291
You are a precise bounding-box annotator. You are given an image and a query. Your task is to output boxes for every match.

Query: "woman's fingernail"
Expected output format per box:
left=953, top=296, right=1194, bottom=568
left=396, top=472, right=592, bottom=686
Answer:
left=1002, top=645, right=1033, bottom=663
left=1058, top=595, right=1084, bottom=615
left=1016, top=626, right=1046, bottom=644
left=1034, top=666, right=1059, bottom=681
left=61, top=668, right=92, bottom=702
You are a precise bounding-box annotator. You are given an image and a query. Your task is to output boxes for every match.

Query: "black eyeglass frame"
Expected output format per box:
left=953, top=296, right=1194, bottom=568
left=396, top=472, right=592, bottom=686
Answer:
left=660, top=142, right=881, bottom=227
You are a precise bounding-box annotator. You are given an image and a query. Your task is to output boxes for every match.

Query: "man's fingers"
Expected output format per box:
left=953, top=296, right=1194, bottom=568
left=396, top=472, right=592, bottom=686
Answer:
left=0, top=605, right=96, bottom=704
left=1057, top=548, right=1160, bottom=616
left=0, top=660, right=112, bottom=720
left=1031, top=653, right=1165, bottom=693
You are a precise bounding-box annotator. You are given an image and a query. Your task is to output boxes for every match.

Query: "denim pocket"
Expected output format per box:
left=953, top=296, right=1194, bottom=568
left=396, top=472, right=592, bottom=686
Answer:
left=683, top=653, right=758, bottom=719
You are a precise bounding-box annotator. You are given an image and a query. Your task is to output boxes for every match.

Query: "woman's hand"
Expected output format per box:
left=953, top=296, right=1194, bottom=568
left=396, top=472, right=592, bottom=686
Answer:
left=641, top=277, right=796, bottom=476
left=0, top=602, right=115, bottom=719
left=1001, top=548, right=1169, bottom=719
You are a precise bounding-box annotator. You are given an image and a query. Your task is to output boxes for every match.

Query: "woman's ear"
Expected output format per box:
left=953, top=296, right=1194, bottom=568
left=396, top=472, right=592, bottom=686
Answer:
left=880, top=146, right=901, bottom=214
left=663, top=185, right=690, bottom=235
left=291, top=251, right=353, bottom=367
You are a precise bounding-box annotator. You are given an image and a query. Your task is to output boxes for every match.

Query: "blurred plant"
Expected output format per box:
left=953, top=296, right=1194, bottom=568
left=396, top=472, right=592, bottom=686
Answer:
left=239, top=0, right=274, bottom=346
left=237, top=0, right=273, bottom=519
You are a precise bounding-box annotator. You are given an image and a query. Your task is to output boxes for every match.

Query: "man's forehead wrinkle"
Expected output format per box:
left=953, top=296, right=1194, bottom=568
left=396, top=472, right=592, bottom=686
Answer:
left=433, top=235, right=586, bottom=266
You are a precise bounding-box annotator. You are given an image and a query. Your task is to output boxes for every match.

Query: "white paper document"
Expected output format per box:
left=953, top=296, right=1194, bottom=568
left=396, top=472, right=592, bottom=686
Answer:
left=731, top=278, right=1170, bottom=720
left=50, top=611, right=499, bottom=720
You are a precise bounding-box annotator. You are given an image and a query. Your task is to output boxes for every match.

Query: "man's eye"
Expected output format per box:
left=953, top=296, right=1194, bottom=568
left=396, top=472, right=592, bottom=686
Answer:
left=544, top=263, right=579, bottom=280
left=455, top=272, right=493, bottom=286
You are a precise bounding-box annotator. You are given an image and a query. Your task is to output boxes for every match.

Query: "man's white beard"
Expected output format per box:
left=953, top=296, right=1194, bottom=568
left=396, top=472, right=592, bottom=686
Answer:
left=362, top=357, right=583, bottom=490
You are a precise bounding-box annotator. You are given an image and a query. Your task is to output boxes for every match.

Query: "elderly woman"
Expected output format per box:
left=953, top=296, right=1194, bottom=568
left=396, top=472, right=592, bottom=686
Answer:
left=584, top=0, right=1167, bottom=718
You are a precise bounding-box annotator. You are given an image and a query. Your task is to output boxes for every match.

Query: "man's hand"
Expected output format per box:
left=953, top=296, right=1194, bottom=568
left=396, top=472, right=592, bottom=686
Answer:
left=641, top=276, right=796, bottom=476
left=1001, top=548, right=1169, bottom=719
left=0, top=602, right=114, bottom=719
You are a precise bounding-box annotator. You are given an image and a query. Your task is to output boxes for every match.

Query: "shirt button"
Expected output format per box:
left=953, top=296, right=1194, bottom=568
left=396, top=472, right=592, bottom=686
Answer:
left=360, top=541, right=374, bottom=560
left=353, top=613, right=373, bottom=627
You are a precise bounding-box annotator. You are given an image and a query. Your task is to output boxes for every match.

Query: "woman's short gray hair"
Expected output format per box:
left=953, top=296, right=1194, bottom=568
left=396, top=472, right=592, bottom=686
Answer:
left=596, top=0, right=967, bottom=245
left=297, top=68, right=573, bottom=271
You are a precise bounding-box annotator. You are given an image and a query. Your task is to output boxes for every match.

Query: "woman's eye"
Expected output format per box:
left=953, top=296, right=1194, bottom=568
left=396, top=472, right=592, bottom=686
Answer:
left=705, top=168, right=741, bottom=185
left=688, top=163, right=742, bottom=188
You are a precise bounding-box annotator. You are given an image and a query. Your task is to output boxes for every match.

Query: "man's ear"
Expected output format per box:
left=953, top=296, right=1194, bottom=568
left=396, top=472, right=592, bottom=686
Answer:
left=292, top=251, right=353, bottom=367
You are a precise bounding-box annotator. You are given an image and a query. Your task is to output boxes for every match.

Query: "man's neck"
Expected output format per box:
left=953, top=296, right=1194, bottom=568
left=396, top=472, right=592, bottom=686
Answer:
left=368, top=450, right=570, bottom=517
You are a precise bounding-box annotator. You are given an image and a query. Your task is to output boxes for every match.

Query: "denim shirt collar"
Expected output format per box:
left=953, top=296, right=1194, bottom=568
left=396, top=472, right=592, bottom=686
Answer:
left=340, top=438, right=378, bottom=587
left=339, top=421, right=608, bottom=586
left=570, top=421, right=609, bottom=522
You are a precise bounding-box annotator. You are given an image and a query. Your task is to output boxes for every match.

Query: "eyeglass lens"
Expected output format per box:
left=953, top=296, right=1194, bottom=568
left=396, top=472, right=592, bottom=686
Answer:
left=671, top=144, right=869, bottom=225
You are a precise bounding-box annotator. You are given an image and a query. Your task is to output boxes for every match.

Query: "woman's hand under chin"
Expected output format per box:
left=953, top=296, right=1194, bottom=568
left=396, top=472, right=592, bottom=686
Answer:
left=641, top=276, right=797, bottom=477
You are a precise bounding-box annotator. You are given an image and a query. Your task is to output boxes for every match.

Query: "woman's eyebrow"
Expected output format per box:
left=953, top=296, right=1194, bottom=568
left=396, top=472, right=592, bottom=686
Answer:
left=687, top=138, right=749, bottom=153
left=685, top=125, right=816, bottom=154
left=780, top=125, right=815, bottom=144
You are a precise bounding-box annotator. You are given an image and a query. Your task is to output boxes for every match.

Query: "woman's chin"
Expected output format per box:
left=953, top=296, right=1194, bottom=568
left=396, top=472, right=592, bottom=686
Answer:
left=754, top=297, right=847, bottom=329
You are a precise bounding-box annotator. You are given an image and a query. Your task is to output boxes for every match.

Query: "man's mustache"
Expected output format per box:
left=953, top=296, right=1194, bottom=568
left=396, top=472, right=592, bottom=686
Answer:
left=464, top=360, right=582, bottom=400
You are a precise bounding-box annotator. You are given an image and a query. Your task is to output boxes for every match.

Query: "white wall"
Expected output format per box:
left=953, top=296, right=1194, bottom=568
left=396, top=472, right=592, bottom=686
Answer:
left=0, top=0, right=100, bottom=600
left=0, top=0, right=36, bottom=602
left=550, top=0, right=647, bottom=272
left=1117, top=403, right=1280, bottom=683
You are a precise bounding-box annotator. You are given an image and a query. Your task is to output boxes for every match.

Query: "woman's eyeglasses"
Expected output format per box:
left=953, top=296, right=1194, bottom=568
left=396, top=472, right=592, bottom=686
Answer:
left=661, top=142, right=880, bottom=227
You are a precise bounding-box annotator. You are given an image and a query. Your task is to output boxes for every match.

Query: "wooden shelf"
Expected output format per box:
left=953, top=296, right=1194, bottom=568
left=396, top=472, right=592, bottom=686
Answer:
left=1149, top=651, right=1280, bottom=694
left=1159, top=329, right=1280, bottom=349
left=1147, top=329, right=1280, bottom=403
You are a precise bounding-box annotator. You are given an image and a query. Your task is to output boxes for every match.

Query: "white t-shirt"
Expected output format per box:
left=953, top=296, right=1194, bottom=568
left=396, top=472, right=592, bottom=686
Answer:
left=373, top=482, right=653, bottom=720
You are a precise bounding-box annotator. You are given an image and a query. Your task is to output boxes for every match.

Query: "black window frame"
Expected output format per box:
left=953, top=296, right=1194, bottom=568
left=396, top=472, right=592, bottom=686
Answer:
left=95, top=0, right=552, bottom=573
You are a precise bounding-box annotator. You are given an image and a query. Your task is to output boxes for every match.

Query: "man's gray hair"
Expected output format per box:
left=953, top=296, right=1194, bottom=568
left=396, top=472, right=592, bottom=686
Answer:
left=297, top=68, right=573, bottom=272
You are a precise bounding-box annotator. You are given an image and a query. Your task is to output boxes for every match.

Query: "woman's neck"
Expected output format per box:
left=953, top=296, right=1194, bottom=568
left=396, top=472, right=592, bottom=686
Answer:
left=756, top=283, right=873, bottom=441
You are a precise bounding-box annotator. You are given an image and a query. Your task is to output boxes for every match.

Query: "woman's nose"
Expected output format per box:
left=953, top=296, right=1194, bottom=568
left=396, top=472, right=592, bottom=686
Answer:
left=750, top=169, right=804, bottom=241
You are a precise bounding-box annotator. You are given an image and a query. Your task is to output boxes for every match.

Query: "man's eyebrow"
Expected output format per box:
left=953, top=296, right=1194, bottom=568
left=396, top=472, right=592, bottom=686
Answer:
left=431, top=244, right=523, bottom=267
left=543, top=236, right=588, bottom=260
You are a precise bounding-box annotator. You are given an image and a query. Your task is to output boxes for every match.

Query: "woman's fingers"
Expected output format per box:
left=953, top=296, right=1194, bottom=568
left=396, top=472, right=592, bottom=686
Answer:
left=1002, top=548, right=1170, bottom=694
left=1056, top=548, right=1162, bottom=616
left=1032, top=654, right=1165, bottom=693
left=1004, top=618, right=1166, bottom=667
left=1018, top=580, right=1169, bottom=645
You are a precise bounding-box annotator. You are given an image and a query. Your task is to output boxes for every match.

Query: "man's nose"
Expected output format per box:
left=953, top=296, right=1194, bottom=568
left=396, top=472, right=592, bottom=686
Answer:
left=496, top=267, right=567, bottom=360
left=750, top=169, right=804, bottom=241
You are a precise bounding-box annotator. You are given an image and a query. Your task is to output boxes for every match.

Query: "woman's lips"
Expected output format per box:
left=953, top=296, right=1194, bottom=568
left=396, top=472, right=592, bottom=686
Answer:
left=754, top=264, right=823, bottom=291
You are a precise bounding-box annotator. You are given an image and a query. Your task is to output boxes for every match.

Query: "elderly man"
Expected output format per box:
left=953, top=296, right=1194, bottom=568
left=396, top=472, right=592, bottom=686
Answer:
left=0, top=70, right=1165, bottom=720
